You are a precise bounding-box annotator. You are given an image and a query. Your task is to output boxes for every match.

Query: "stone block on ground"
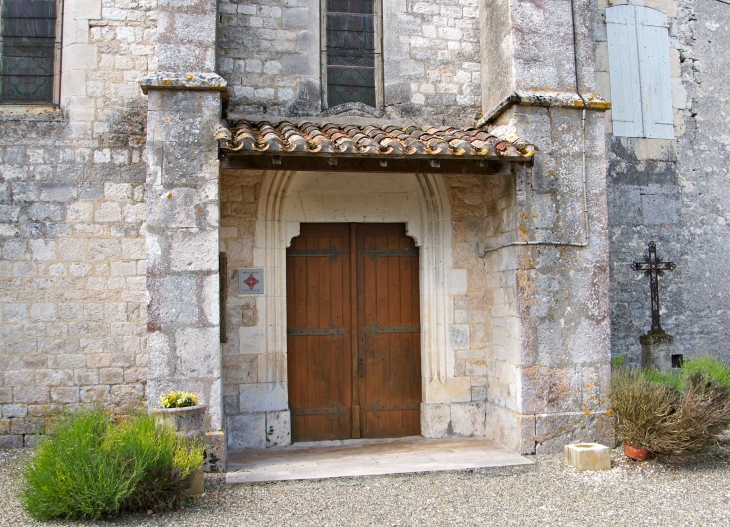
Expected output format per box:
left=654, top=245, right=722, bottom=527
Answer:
left=265, top=410, right=291, bottom=447
left=564, top=443, right=611, bottom=471
left=450, top=403, right=486, bottom=437
left=0, top=435, right=23, bottom=448
left=421, top=403, right=450, bottom=438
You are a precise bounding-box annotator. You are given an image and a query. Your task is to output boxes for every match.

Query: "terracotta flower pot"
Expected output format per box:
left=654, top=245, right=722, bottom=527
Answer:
left=624, top=441, right=651, bottom=461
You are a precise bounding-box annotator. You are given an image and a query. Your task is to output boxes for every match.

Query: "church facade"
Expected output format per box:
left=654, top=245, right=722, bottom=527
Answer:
left=0, top=0, right=725, bottom=470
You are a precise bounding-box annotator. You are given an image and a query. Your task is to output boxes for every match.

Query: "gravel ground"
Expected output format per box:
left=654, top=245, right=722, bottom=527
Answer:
left=2, top=444, right=730, bottom=527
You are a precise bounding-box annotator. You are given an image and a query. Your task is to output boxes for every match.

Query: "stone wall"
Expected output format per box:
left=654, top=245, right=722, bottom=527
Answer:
left=601, top=0, right=730, bottom=364
left=0, top=0, right=156, bottom=447
left=444, top=171, right=515, bottom=430
left=218, top=0, right=481, bottom=124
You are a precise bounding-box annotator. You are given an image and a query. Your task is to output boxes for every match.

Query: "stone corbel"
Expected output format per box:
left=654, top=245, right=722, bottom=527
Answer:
left=476, top=91, right=611, bottom=128
left=139, top=72, right=228, bottom=95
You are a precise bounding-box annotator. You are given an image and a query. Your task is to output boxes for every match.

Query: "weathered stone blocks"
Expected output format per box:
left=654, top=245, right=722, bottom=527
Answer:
left=142, top=71, right=225, bottom=467
left=265, top=410, right=291, bottom=447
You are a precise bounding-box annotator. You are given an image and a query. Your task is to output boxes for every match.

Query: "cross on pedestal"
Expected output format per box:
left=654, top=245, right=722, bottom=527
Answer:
left=632, top=241, right=676, bottom=335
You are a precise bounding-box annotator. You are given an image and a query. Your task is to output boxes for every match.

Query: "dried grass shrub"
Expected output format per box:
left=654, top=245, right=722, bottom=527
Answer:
left=612, top=367, right=730, bottom=461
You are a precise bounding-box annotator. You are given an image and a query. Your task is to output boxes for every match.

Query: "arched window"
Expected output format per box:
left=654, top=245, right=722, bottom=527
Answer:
left=0, top=0, right=62, bottom=105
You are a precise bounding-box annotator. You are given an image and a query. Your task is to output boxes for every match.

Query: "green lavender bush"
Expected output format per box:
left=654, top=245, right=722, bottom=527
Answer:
left=22, top=409, right=203, bottom=521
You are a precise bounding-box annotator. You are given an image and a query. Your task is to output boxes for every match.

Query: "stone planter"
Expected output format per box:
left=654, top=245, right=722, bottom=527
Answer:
left=152, top=404, right=207, bottom=493
left=151, top=404, right=207, bottom=439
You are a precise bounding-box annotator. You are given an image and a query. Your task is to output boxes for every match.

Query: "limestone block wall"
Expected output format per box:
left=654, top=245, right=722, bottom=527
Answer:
left=440, top=171, right=518, bottom=439
left=450, top=172, right=523, bottom=435
left=444, top=171, right=512, bottom=405
left=0, top=0, right=157, bottom=447
left=218, top=0, right=481, bottom=124
left=144, top=84, right=225, bottom=440
left=484, top=106, right=614, bottom=454
left=156, top=0, right=217, bottom=72
left=600, top=0, right=730, bottom=363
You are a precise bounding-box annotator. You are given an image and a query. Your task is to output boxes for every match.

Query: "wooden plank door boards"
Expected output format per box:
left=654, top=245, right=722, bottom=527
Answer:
left=287, top=223, right=421, bottom=443
left=286, top=224, right=352, bottom=442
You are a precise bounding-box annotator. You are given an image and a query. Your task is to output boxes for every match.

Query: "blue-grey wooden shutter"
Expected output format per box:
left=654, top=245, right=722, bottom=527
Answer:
left=635, top=7, right=674, bottom=139
left=606, top=5, right=674, bottom=139
left=606, top=6, right=644, bottom=137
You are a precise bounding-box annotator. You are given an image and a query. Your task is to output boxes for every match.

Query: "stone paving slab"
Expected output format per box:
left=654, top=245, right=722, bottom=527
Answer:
left=226, top=436, right=533, bottom=483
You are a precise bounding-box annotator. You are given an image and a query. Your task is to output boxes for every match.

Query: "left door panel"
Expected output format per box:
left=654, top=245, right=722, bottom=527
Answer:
left=286, top=223, right=352, bottom=442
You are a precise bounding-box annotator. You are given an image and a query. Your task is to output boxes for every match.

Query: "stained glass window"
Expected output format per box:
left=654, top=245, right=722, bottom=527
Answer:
left=0, top=0, right=61, bottom=105
left=325, top=0, right=377, bottom=108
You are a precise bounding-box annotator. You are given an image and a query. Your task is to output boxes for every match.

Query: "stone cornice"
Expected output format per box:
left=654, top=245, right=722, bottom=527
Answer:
left=476, top=91, right=611, bottom=128
left=139, top=72, right=228, bottom=94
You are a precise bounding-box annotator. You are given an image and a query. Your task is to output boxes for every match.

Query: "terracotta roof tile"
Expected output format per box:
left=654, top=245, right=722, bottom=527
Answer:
left=221, top=120, right=534, bottom=160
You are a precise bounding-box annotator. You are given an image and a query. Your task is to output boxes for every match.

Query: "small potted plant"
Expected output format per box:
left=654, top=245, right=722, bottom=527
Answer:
left=624, top=441, right=651, bottom=461
left=152, top=391, right=207, bottom=439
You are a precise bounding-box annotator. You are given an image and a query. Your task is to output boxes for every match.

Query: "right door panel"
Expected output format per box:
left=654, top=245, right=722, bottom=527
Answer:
left=357, top=224, right=422, bottom=438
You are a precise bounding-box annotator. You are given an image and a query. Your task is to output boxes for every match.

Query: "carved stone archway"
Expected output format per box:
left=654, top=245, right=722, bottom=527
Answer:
left=251, top=170, right=454, bottom=442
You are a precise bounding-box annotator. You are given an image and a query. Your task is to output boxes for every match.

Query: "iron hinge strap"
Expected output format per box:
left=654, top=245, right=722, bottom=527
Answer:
left=362, top=321, right=420, bottom=340
left=287, top=323, right=347, bottom=341
left=290, top=402, right=347, bottom=420
left=361, top=244, right=418, bottom=262
left=362, top=399, right=420, bottom=418
left=287, top=244, right=347, bottom=262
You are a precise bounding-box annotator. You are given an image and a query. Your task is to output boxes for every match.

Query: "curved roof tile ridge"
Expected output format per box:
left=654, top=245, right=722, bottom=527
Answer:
left=223, top=120, right=535, bottom=159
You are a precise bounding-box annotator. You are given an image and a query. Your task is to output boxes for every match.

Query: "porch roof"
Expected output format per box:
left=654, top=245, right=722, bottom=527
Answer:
left=218, top=120, right=535, bottom=161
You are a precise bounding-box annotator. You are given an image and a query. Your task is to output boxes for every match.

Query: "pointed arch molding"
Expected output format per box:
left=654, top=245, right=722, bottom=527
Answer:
left=254, top=170, right=454, bottom=399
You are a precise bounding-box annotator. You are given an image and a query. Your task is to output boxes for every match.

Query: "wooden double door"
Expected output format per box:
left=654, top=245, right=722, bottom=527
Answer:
left=286, top=223, right=422, bottom=442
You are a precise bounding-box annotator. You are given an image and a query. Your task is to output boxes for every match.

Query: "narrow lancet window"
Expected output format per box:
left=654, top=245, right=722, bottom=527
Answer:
left=324, top=0, right=377, bottom=109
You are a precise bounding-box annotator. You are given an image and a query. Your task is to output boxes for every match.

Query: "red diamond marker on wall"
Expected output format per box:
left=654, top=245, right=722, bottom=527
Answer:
left=243, top=273, right=259, bottom=291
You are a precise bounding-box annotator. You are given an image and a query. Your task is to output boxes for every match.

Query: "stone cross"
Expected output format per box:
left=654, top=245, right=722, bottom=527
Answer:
left=632, top=241, right=676, bottom=335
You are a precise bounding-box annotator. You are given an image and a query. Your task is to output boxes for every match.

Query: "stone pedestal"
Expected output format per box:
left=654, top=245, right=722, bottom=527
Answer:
left=641, top=333, right=675, bottom=372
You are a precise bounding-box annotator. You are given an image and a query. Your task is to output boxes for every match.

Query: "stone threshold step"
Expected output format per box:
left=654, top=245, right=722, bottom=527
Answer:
left=226, top=436, right=533, bottom=484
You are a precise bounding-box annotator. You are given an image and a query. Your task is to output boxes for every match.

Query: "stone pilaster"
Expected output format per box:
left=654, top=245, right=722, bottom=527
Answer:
left=141, top=73, right=227, bottom=471
left=482, top=105, right=615, bottom=454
